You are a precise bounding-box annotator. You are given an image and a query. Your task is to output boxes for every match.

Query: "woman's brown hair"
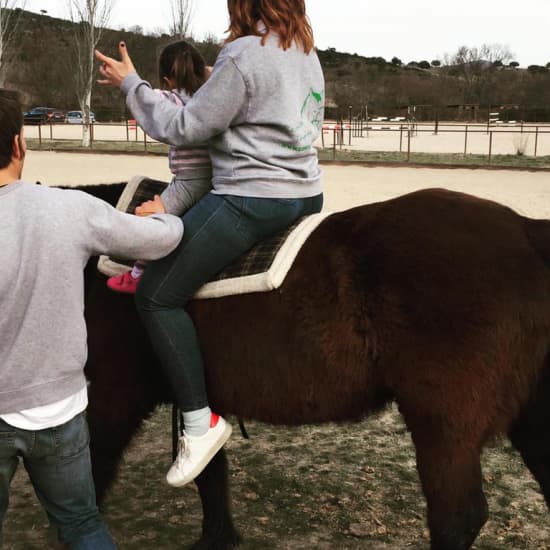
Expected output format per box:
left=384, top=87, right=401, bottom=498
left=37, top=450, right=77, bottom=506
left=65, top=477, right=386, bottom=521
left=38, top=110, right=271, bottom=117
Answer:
left=226, top=0, right=314, bottom=53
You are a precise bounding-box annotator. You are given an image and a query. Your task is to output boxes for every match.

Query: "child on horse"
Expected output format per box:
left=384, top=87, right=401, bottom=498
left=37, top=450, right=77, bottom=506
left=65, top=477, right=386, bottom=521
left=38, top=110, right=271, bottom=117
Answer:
left=107, top=40, right=212, bottom=294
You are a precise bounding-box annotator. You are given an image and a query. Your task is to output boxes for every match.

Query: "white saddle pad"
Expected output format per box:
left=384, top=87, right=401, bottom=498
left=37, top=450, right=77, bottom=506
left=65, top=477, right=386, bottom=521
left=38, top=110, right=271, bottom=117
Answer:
left=98, top=176, right=330, bottom=299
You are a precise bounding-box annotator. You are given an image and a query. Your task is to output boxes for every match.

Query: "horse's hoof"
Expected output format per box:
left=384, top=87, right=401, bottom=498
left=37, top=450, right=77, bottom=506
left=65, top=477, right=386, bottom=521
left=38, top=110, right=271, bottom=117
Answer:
left=187, top=536, right=241, bottom=550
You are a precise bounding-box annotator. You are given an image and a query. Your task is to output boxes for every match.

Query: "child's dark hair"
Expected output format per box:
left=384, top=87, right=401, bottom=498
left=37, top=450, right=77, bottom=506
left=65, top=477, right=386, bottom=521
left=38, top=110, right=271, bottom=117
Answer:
left=0, top=89, right=23, bottom=170
left=159, top=41, right=207, bottom=95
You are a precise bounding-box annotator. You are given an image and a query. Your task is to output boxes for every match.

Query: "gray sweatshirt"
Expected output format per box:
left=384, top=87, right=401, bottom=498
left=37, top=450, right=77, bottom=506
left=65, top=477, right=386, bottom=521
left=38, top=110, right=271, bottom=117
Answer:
left=122, top=29, right=325, bottom=199
left=0, top=181, right=183, bottom=414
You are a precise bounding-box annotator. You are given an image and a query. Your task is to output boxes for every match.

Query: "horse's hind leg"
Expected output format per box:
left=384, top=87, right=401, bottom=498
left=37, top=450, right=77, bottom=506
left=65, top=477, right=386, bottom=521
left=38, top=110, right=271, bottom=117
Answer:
left=407, top=414, right=488, bottom=550
left=509, top=366, right=550, bottom=509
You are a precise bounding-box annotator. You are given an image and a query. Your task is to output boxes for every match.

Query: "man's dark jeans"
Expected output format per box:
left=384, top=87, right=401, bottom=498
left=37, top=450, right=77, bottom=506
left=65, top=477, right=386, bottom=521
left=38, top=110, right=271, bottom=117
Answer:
left=0, top=412, right=116, bottom=549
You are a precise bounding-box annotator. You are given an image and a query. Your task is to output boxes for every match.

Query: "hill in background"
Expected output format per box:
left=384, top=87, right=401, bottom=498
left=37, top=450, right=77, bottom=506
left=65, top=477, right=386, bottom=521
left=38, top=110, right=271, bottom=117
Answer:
left=5, top=9, right=550, bottom=122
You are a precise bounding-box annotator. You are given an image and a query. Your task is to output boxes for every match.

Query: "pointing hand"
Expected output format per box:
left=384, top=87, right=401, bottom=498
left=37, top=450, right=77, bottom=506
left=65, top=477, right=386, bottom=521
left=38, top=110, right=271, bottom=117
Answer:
left=95, top=41, right=136, bottom=88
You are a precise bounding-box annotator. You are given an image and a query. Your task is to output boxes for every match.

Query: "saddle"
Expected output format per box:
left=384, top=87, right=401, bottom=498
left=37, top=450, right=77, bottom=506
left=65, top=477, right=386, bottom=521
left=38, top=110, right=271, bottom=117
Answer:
left=98, top=176, right=330, bottom=299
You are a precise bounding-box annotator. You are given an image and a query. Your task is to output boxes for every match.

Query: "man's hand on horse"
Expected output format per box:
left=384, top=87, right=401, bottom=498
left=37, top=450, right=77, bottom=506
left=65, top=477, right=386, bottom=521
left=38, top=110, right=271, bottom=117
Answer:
left=95, top=42, right=136, bottom=88
left=135, top=195, right=166, bottom=217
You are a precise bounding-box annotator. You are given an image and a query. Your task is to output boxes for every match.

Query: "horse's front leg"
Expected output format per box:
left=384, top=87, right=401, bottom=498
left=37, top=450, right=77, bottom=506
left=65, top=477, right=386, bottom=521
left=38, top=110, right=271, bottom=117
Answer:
left=85, top=286, right=169, bottom=501
left=86, top=376, right=161, bottom=502
left=191, top=449, right=242, bottom=550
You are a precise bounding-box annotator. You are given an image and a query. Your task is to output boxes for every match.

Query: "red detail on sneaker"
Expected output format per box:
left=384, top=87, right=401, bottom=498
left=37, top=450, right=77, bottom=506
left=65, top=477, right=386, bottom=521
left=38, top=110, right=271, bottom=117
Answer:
left=210, top=413, right=220, bottom=428
left=106, top=271, right=140, bottom=294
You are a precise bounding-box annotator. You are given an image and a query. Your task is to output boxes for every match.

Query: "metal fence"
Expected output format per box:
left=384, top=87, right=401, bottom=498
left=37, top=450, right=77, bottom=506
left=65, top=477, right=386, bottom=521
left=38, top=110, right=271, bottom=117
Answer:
left=320, top=120, right=550, bottom=162
left=24, top=120, right=156, bottom=150
left=25, top=119, right=550, bottom=162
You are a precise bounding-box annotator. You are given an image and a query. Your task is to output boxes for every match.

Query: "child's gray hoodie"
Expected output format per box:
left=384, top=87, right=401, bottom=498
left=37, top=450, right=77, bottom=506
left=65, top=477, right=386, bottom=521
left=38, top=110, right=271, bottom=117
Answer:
left=122, top=28, right=324, bottom=199
left=0, top=182, right=183, bottom=414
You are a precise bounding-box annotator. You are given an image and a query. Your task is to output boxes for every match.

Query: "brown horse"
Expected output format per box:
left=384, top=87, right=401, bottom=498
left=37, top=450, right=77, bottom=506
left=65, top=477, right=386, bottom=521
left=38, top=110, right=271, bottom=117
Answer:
left=81, top=183, right=550, bottom=550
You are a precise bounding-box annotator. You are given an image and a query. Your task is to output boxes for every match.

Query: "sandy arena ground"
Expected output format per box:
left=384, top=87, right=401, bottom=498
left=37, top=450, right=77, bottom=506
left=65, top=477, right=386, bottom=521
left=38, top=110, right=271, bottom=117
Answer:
left=24, top=122, right=550, bottom=156
left=316, top=122, right=550, bottom=156
left=25, top=149, right=550, bottom=219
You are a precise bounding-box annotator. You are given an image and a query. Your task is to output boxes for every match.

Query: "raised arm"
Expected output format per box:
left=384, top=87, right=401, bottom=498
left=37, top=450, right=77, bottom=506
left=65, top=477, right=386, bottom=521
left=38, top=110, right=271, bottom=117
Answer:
left=96, top=42, right=248, bottom=146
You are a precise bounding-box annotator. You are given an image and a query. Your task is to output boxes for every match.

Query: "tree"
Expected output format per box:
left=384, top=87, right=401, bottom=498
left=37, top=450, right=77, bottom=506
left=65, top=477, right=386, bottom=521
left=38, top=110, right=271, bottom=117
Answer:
left=418, top=60, right=431, bottom=69
left=68, top=0, right=114, bottom=146
left=509, top=61, right=520, bottom=69
left=196, top=32, right=222, bottom=65
left=431, top=60, right=441, bottom=67
left=0, top=0, right=26, bottom=87
left=443, top=44, right=514, bottom=104
left=391, top=57, right=402, bottom=67
left=527, top=65, right=547, bottom=74
left=168, top=0, right=193, bottom=39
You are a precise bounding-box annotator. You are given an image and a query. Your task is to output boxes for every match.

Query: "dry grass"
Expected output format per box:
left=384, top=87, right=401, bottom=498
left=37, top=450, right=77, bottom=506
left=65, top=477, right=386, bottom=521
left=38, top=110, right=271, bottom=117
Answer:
left=3, top=405, right=550, bottom=549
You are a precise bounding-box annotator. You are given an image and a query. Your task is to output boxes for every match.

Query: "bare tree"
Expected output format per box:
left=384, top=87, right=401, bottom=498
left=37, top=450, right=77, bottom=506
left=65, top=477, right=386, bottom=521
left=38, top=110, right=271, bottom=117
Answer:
left=0, top=0, right=26, bottom=87
left=442, top=44, right=515, bottom=104
left=168, top=0, right=193, bottom=39
left=68, top=0, right=114, bottom=146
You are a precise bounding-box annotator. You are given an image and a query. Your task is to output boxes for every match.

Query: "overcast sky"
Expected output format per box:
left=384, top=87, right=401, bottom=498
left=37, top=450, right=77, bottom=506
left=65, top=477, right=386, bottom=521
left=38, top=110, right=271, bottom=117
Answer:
left=24, top=0, right=549, bottom=67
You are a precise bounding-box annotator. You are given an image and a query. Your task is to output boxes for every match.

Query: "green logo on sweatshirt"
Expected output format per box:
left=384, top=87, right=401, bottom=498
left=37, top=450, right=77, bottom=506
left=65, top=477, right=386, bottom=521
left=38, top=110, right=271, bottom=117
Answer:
left=282, top=89, right=324, bottom=152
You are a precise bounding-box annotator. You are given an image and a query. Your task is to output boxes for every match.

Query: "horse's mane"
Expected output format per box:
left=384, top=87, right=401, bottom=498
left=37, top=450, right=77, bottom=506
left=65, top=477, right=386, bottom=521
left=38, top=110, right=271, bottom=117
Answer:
left=63, top=182, right=126, bottom=206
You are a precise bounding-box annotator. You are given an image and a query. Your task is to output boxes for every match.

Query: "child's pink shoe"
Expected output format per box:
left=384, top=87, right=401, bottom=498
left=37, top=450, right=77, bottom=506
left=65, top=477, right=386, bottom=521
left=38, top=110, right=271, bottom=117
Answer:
left=107, top=271, right=140, bottom=294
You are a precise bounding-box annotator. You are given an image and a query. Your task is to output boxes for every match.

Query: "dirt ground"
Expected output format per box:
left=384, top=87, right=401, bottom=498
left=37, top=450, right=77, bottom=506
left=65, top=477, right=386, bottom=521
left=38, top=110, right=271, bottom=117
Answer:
left=22, top=150, right=550, bottom=219
left=4, top=407, right=550, bottom=549
left=4, top=154, right=550, bottom=548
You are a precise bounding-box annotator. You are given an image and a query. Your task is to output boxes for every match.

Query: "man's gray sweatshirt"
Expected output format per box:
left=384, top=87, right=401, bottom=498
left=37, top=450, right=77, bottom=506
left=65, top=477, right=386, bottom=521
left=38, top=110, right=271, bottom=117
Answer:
left=0, top=181, right=183, bottom=414
left=122, top=30, right=325, bottom=199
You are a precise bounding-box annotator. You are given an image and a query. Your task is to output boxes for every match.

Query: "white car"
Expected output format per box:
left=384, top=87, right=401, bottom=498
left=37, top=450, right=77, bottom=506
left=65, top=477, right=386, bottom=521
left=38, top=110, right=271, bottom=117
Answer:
left=65, top=110, right=95, bottom=124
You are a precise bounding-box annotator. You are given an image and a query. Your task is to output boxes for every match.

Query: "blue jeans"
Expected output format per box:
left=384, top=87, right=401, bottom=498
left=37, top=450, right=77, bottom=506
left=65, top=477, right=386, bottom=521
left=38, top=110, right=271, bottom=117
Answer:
left=136, top=192, right=323, bottom=412
left=0, top=412, right=116, bottom=549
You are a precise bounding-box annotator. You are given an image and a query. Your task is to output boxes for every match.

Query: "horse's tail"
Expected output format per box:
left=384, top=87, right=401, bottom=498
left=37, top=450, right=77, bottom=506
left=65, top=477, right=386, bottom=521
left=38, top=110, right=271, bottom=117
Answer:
left=524, top=217, right=550, bottom=268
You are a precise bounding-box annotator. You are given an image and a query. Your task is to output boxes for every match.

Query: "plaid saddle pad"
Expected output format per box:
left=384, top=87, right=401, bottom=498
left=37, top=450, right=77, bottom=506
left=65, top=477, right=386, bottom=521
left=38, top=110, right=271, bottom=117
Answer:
left=98, top=176, right=330, bottom=299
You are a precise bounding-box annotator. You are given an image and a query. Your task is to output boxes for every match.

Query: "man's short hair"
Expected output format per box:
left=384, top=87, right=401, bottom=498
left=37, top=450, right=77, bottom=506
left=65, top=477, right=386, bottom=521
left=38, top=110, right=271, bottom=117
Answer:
left=0, top=89, right=23, bottom=170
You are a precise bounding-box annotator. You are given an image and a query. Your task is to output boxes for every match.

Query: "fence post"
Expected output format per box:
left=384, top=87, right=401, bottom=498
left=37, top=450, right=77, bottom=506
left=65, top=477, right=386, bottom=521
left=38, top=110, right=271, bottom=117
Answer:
left=464, top=125, right=468, bottom=156
left=488, top=131, right=493, bottom=164
left=126, top=119, right=129, bottom=142
left=38, top=124, right=42, bottom=147
left=407, top=127, right=411, bottom=162
left=534, top=126, right=539, bottom=157
left=90, top=121, right=94, bottom=149
left=332, top=127, right=336, bottom=160
left=400, top=125, right=403, bottom=152
left=49, top=122, right=53, bottom=141
left=144, top=131, right=148, bottom=152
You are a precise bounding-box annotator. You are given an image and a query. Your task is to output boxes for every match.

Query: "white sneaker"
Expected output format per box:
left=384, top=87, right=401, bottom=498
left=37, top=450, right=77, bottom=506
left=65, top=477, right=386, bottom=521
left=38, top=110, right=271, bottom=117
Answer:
left=166, top=413, right=232, bottom=487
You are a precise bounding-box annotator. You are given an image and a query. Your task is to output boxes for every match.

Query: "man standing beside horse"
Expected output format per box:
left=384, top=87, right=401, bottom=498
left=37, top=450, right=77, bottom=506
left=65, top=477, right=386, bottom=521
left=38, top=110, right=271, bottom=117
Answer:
left=0, top=90, right=184, bottom=549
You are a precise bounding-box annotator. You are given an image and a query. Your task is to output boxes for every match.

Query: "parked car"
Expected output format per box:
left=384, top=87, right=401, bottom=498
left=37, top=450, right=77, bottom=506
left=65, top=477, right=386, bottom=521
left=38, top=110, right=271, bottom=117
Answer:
left=23, top=107, right=56, bottom=125
left=51, top=110, right=65, bottom=123
left=65, top=110, right=95, bottom=124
